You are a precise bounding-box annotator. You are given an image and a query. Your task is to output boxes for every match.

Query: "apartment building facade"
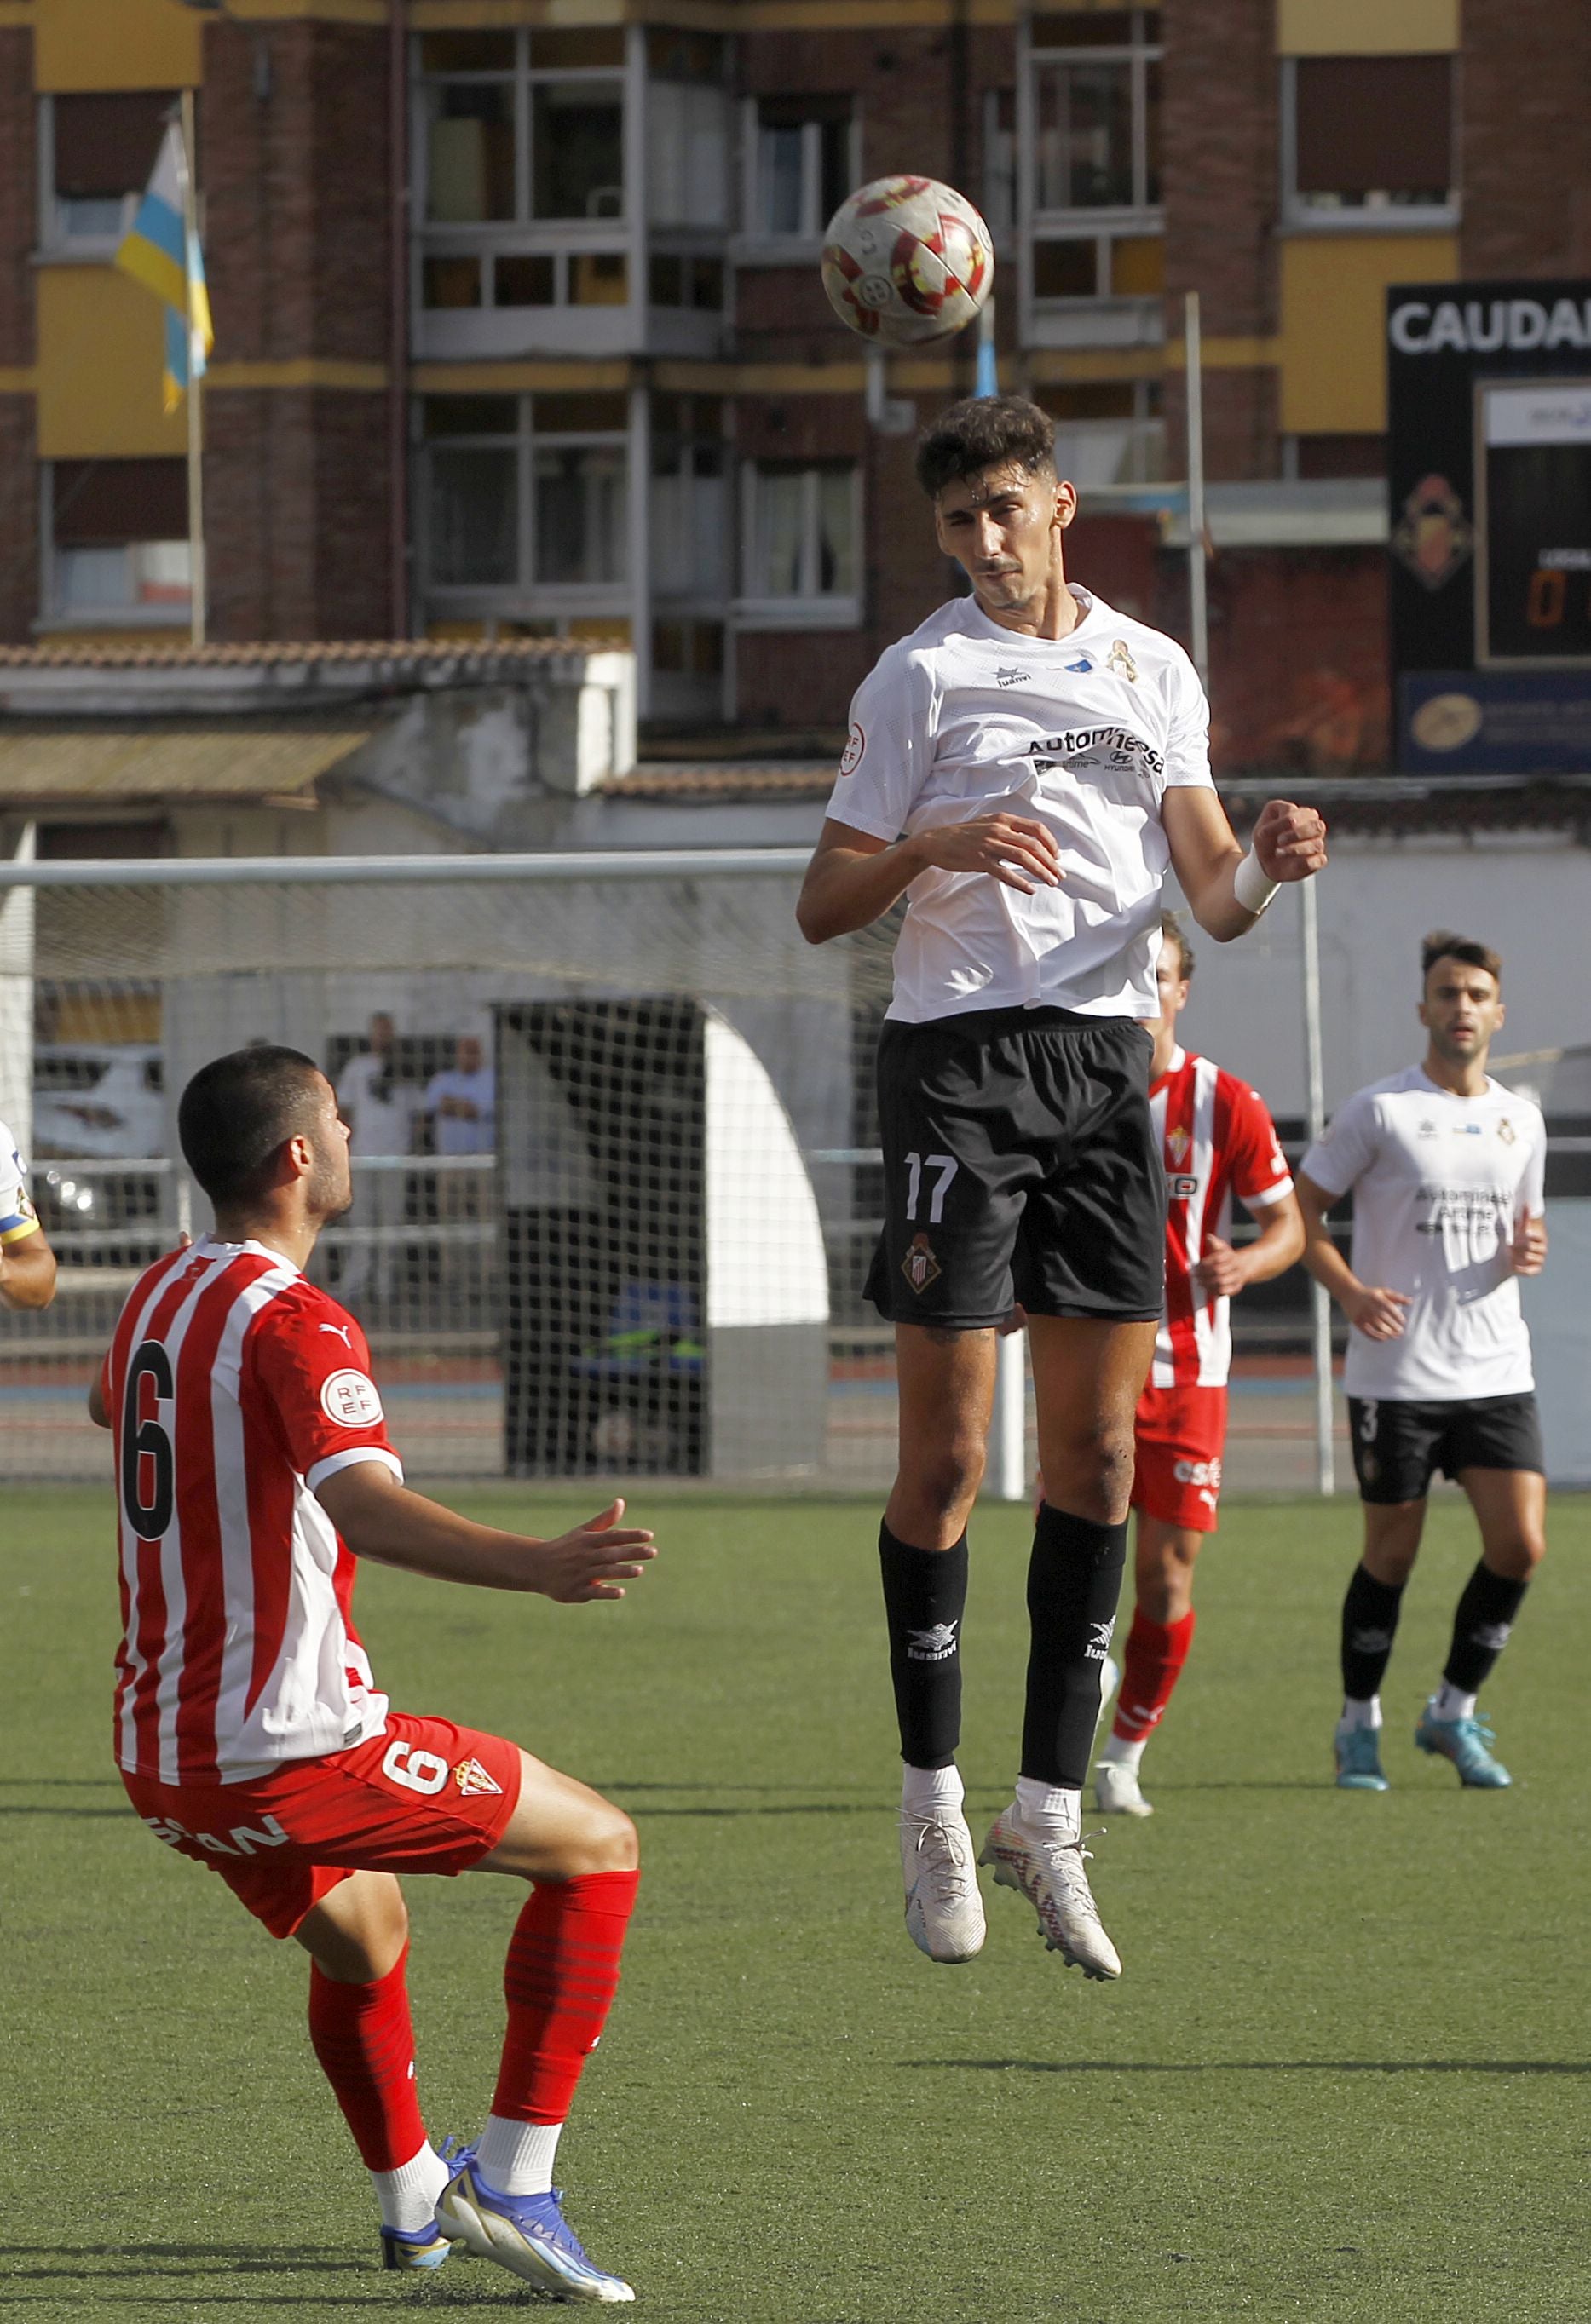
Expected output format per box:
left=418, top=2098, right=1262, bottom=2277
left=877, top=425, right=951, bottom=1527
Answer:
left=1, top=0, right=1587, bottom=767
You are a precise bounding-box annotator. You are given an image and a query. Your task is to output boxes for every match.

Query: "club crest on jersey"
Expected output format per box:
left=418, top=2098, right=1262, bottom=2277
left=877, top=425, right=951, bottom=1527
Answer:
left=320, top=1368, right=383, bottom=1427
left=901, top=1233, right=941, bottom=1293
left=453, top=1757, right=504, bottom=1798
left=1107, top=639, right=1138, bottom=683
left=1497, top=1118, right=1516, bottom=1143
left=1167, top=1125, right=1190, bottom=1166
left=839, top=722, right=866, bottom=775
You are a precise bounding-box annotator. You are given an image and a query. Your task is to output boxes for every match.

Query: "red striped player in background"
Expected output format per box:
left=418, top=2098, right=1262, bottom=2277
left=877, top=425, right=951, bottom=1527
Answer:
left=1092, top=915, right=1305, bottom=1817
left=91, top=1044, right=654, bottom=2300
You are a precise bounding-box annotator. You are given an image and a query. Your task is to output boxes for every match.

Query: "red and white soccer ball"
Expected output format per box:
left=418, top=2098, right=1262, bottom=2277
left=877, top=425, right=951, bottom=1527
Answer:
left=821, top=175, right=994, bottom=346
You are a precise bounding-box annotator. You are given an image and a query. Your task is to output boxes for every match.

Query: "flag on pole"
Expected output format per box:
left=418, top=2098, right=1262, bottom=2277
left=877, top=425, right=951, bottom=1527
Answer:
left=115, top=121, right=213, bottom=413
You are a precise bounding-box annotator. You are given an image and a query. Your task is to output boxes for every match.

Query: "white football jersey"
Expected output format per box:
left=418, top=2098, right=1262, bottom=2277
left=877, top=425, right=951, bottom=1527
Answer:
left=1, top=1117, right=40, bottom=1249
left=825, top=587, right=1213, bottom=1022
left=1301, top=1066, right=1546, bottom=1401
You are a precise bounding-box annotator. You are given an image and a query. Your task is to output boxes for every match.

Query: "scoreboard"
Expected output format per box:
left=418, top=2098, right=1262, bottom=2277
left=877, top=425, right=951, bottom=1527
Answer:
left=1387, top=279, right=1591, bottom=771
left=1476, top=381, right=1591, bottom=667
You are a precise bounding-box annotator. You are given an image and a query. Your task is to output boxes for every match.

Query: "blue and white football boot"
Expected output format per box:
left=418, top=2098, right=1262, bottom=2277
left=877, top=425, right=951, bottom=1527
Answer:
left=435, top=2146, right=635, bottom=2303
left=379, top=2218, right=455, bottom=2271
left=1415, top=1701, right=1512, bottom=1788
left=1334, top=1723, right=1389, bottom=1791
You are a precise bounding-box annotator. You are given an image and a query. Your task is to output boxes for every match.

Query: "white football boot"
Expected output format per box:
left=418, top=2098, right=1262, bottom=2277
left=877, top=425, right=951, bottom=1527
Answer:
left=900, top=1803, right=986, bottom=1963
left=1094, top=1757, right=1154, bottom=1818
left=979, top=1804, right=1121, bottom=1980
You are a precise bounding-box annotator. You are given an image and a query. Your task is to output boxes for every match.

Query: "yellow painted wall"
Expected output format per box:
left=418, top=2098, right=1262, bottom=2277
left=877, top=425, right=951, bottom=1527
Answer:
left=37, top=269, right=187, bottom=459
left=1277, top=0, right=1456, bottom=55
left=1279, top=233, right=1456, bottom=434
left=34, top=0, right=204, bottom=91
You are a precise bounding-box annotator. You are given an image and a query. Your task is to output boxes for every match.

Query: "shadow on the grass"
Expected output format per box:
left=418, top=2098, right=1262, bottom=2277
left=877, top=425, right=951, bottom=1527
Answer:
left=904, top=2057, right=1591, bottom=2075
left=0, top=2244, right=546, bottom=2307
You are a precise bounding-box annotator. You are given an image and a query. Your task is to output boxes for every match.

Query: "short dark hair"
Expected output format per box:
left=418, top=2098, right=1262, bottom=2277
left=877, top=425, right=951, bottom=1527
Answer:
left=1421, top=929, right=1502, bottom=987
left=178, top=1046, right=326, bottom=1207
left=915, top=394, right=1057, bottom=499
left=1160, top=912, right=1195, bottom=981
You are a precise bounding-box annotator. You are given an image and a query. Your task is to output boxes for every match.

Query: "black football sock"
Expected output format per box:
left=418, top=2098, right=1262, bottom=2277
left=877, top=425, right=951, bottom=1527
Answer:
left=879, top=1521, right=967, bottom=1770
left=1443, top=1562, right=1530, bottom=1694
left=1340, top=1563, right=1406, bottom=1702
left=1019, top=1503, right=1127, bottom=1788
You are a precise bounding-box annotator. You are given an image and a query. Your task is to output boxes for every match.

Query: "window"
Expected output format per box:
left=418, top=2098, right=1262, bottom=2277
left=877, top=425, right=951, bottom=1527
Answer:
left=983, top=89, right=1017, bottom=241
left=651, top=395, right=728, bottom=599
left=422, top=394, right=629, bottom=601
left=741, top=462, right=858, bottom=622
left=1038, top=382, right=1166, bottom=486
left=648, top=31, right=730, bottom=229
left=1027, top=9, right=1162, bottom=310
left=748, top=98, right=854, bottom=240
left=41, top=92, right=175, bottom=252
left=417, top=28, right=629, bottom=316
left=43, top=460, right=189, bottom=624
left=1283, top=55, right=1455, bottom=222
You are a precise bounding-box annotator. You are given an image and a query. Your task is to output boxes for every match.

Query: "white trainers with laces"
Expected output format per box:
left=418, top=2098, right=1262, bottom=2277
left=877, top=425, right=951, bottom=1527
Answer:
left=900, top=1804, right=986, bottom=1963
left=1094, top=1758, right=1153, bottom=1818
left=979, top=1804, right=1122, bottom=1980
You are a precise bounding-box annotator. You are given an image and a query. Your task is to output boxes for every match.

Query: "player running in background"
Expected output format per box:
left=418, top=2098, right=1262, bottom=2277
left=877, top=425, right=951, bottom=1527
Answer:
left=1298, top=932, right=1548, bottom=1792
left=797, top=394, right=1326, bottom=1981
left=2, top=1113, right=57, bottom=1309
left=1092, top=914, right=1303, bottom=1817
left=90, top=1045, right=654, bottom=2299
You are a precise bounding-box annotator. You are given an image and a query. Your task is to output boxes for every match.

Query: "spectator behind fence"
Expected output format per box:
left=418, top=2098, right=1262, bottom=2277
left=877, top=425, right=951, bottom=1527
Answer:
left=336, top=1014, right=418, bottom=1315
left=425, top=1033, right=497, bottom=1158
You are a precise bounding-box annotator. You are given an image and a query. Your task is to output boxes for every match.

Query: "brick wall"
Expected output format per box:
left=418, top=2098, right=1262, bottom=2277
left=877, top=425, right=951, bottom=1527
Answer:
left=0, top=28, right=35, bottom=645
left=1179, top=549, right=1389, bottom=775
left=1461, top=0, right=1591, bottom=279
left=201, top=16, right=393, bottom=638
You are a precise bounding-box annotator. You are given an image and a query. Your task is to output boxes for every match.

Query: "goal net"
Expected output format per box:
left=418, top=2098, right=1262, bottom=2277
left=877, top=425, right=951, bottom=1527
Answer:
left=0, top=851, right=1333, bottom=1492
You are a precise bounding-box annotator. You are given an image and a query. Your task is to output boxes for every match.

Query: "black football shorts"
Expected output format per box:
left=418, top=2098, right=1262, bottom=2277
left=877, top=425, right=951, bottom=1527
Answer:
left=1347, top=1391, right=1545, bottom=1504
left=865, top=1004, right=1166, bottom=1331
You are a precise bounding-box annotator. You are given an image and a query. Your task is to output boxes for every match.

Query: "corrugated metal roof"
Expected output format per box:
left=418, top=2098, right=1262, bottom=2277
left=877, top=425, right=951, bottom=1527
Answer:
left=0, top=723, right=377, bottom=804
left=597, top=761, right=835, bottom=798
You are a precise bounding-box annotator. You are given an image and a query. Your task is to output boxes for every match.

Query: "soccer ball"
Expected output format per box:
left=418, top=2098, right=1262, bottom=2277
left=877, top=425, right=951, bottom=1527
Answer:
left=821, top=175, right=994, bottom=347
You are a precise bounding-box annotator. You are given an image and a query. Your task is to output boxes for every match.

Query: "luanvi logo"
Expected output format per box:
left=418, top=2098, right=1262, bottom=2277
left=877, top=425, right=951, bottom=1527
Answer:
left=1085, top=1619, right=1117, bottom=1662
left=907, top=1620, right=960, bottom=1663
left=994, top=664, right=1031, bottom=688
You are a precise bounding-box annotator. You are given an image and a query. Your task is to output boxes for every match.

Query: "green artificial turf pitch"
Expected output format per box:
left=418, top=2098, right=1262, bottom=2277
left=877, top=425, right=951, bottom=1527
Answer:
left=3, top=1485, right=1588, bottom=2324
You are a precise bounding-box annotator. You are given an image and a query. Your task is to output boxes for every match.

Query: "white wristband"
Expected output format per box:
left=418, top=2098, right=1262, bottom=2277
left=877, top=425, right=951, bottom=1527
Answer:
left=1233, top=847, right=1280, bottom=917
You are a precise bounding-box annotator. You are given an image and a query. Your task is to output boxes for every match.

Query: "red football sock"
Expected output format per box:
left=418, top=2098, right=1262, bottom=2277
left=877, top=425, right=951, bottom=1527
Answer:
left=492, top=1870, right=641, bottom=2126
left=307, top=1942, right=428, bottom=2172
left=1112, top=1608, right=1197, bottom=1741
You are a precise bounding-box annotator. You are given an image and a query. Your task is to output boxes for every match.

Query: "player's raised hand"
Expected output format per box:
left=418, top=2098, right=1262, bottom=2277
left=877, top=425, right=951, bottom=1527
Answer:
left=1509, top=1217, right=1548, bottom=1276
left=1192, top=1234, right=1246, bottom=1298
left=1346, top=1284, right=1410, bottom=1340
left=536, top=1499, right=657, bottom=1603
left=1252, top=798, right=1329, bottom=883
left=915, top=812, right=1063, bottom=894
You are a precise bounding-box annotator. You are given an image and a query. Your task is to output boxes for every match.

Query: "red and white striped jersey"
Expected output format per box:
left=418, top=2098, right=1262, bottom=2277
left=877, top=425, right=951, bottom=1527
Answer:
left=103, top=1238, right=402, bottom=1786
left=1150, top=1047, right=1293, bottom=1389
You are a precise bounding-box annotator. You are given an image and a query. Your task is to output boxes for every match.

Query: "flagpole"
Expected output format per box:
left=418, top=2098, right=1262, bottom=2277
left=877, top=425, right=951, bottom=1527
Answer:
left=177, top=89, right=206, bottom=647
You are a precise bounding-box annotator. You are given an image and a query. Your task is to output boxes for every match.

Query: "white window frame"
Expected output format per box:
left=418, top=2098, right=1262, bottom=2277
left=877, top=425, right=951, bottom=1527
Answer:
left=412, top=27, right=633, bottom=321
left=36, top=95, right=144, bottom=261
left=735, top=460, right=862, bottom=630
left=37, top=461, right=192, bottom=632
left=1019, top=7, right=1164, bottom=348
left=1278, top=55, right=1459, bottom=234
left=735, top=100, right=861, bottom=260
left=418, top=395, right=632, bottom=615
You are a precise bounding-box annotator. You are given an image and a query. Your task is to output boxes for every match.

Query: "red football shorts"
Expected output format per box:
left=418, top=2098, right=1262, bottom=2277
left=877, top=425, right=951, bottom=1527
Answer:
left=1132, top=1383, right=1229, bottom=1533
left=119, top=1711, right=522, bottom=1939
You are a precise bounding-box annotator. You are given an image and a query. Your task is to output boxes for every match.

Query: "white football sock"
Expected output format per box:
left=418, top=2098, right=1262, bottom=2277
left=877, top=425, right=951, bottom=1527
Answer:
left=1099, top=1731, right=1147, bottom=1774
left=373, top=2139, right=450, bottom=2235
left=1338, top=1695, right=1381, bottom=1732
left=476, top=2114, right=563, bottom=2196
left=1432, top=1682, right=1478, bottom=1722
left=1014, top=1776, right=1081, bottom=1844
left=902, top=1762, right=964, bottom=1817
